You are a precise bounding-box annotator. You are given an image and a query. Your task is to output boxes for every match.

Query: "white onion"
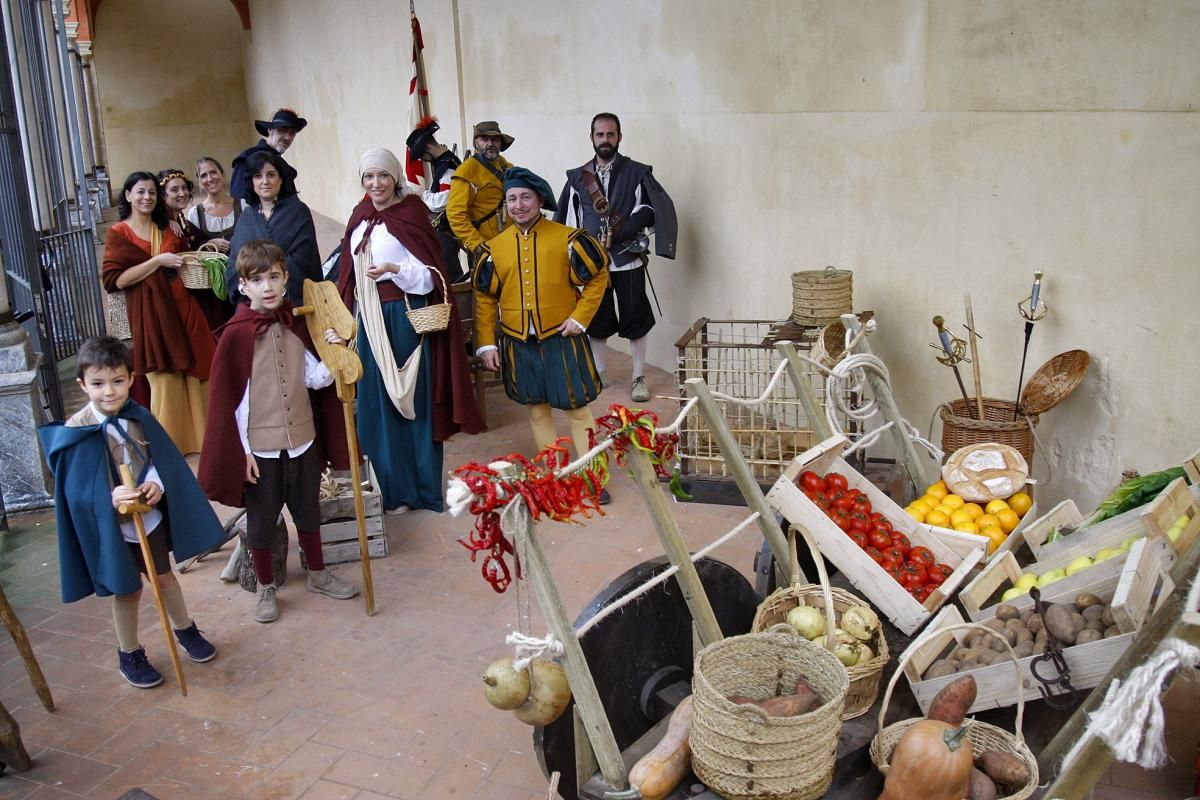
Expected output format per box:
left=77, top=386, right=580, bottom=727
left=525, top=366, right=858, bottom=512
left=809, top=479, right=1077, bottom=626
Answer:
left=786, top=605, right=827, bottom=640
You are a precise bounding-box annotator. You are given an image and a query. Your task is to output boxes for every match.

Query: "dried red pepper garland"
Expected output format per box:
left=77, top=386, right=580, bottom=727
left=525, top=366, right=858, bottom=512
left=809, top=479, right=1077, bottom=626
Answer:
left=590, top=404, right=692, bottom=501
left=452, top=437, right=607, bottom=593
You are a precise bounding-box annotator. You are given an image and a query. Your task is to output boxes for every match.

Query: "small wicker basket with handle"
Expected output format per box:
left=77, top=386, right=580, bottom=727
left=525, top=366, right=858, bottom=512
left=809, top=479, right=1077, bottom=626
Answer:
left=405, top=266, right=452, bottom=334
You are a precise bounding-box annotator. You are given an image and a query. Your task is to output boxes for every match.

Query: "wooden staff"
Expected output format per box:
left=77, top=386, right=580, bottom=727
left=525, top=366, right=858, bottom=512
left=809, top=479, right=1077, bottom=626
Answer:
left=116, top=463, right=187, bottom=696
left=964, top=294, right=985, bottom=420
left=293, top=279, right=375, bottom=616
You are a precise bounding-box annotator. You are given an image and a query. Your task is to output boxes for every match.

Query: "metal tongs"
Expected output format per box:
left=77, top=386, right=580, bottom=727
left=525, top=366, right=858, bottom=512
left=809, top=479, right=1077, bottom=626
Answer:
left=1028, top=587, right=1079, bottom=709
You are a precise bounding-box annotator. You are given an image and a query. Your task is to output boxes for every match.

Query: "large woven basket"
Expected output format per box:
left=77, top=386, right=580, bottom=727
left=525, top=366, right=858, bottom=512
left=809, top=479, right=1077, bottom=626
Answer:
left=869, top=621, right=1039, bottom=800
left=752, top=530, right=888, bottom=719
left=406, top=265, right=452, bottom=334
left=691, top=628, right=849, bottom=800
left=940, top=397, right=1037, bottom=466
left=791, top=267, right=852, bottom=327
left=177, top=242, right=225, bottom=290
left=1019, top=349, right=1089, bottom=415
left=103, top=288, right=132, bottom=341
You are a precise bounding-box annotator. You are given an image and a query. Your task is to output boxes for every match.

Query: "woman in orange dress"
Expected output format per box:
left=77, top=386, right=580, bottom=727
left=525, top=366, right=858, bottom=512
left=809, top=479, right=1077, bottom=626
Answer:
left=101, top=171, right=215, bottom=454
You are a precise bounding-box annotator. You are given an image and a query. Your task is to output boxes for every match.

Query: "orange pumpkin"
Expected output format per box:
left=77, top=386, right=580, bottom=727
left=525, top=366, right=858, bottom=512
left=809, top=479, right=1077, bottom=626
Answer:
left=879, top=720, right=973, bottom=800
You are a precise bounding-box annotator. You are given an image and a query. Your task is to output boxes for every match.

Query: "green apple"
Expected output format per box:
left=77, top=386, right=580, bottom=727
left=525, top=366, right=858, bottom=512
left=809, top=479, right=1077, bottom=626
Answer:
left=1120, top=535, right=1143, bottom=552
left=1093, top=548, right=1122, bottom=563
left=1001, top=586, right=1030, bottom=602
left=1065, top=556, right=1093, bottom=576
left=1014, top=573, right=1038, bottom=590
left=1036, top=568, right=1067, bottom=588
left=1167, top=524, right=1185, bottom=543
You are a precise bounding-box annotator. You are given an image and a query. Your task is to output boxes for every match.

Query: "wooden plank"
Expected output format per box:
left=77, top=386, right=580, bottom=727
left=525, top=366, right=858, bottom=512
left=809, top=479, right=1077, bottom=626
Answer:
left=958, top=551, right=1023, bottom=618
left=320, top=490, right=381, bottom=523
left=1021, top=499, right=1083, bottom=559
left=774, top=341, right=834, bottom=442
left=319, top=516, right=384, bottom=544
left=1183, top=446, right=1200, bottom=485
left=321, top=537, right=388, bottom=565
left=1029, top=502, right=1148, bottom=565
left=1109, top=537, right=1165, bottom=634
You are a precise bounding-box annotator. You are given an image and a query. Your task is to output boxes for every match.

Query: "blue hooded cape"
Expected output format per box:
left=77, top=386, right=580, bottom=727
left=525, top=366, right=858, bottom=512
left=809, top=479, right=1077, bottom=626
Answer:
left=37, top=401, right=225, bottom=602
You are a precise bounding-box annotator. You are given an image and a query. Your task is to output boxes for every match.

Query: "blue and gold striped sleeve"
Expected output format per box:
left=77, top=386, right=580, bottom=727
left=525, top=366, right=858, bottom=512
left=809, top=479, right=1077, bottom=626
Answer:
left=473, top=244, right=500, bottom=296
left=567, top=229, right=609, bottom=286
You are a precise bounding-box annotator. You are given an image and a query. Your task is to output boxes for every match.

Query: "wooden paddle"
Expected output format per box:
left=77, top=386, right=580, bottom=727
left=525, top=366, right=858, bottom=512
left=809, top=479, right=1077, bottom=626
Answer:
left=293, top=279, right=375, bottom=616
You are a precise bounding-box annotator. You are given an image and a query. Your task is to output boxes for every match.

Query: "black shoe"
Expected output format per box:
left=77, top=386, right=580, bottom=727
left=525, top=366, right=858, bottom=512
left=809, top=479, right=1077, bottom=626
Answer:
left=118, top=646, right=164, bottom=689
left=599, top=488, right=612, bottom=506
left=174, top=621, right=216, bottom=663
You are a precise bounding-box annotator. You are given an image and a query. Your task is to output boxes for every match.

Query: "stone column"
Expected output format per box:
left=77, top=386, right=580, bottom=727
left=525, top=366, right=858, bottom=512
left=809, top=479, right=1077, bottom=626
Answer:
left=0, top=259, right=52, bottom=512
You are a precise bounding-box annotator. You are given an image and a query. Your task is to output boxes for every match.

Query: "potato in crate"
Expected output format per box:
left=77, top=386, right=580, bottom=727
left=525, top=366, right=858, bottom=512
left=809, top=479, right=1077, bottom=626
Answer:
left=766, top=435, right=984, bottom=635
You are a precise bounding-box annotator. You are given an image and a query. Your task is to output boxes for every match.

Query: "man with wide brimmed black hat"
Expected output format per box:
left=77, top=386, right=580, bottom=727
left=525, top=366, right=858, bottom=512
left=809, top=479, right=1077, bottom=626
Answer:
left=407, top=116, right=467, bottom=282
left=229, top=108, right=307, bottom=202
left=445, top=121, right=517, bottom=259
left=473, top=167, right=612, bottom=502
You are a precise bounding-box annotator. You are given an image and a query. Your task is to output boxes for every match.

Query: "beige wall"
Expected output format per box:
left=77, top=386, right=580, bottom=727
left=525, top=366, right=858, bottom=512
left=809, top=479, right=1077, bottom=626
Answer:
left=236, top=0, right=1199, bottom=509
left=91, top=0, right=250, bottom=190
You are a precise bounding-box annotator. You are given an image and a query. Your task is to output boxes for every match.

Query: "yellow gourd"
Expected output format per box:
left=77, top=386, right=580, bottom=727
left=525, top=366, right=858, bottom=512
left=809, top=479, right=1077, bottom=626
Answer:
left=628, top=696, right=693, bottom=800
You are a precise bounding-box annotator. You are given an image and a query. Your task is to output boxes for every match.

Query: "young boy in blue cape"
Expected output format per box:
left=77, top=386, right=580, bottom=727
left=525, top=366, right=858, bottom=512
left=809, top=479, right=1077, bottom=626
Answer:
left=38, top=336, right=225, bottom=688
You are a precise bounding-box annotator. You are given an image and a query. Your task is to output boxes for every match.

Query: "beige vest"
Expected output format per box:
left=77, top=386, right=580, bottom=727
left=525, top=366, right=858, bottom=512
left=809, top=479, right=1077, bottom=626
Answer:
left=248, top=323, right=316, bottom=451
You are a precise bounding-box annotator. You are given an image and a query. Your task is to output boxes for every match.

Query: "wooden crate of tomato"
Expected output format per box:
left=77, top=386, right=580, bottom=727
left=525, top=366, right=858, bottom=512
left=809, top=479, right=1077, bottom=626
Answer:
left=766, top=435, right=985, bottom=635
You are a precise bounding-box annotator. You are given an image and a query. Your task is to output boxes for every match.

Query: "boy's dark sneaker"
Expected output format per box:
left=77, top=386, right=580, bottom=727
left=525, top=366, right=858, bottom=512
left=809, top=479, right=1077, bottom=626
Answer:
left=174, top=622, right=216, bottom=663
left=118, top=646, right=164, bottom=689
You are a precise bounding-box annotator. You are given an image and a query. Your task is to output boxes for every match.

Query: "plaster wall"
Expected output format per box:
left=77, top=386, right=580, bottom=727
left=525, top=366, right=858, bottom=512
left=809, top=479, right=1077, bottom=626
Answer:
left=238, top=0, right=1200, bottom=509
left=90, top=0, right=250, bottom=189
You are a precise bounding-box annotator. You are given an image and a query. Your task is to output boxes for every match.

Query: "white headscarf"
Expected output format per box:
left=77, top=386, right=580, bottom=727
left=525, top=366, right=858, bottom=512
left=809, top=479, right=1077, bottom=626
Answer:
left=357, top=148, right=408, bottom=196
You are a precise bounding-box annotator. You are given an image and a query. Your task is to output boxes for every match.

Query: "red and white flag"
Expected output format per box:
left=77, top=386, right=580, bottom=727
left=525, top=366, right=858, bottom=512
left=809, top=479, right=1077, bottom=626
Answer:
left=406, top=2, right=431, bottom=185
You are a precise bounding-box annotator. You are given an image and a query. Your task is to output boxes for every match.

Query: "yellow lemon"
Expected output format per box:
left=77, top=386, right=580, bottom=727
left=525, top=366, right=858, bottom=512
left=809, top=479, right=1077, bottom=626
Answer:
left=949, top=509, right=975, bottom=528
left=910, top=499, right=934, bottom=514
left=925, top=483, right=948, bottom=500
left=982, top=525, right=1007, bottom=554
left=976, top=514, right=1001, bottom=531
left=953, top=521, right=979, bottom=535
left=941, top=494, right=965, bottom=510
left=985, top=499, right=1011, bottom=516
left=905, top=507, right=926, bottom=522
left=925, top=509, right=951, bottom=528
left=996, top=508, right=1020, bottom=534
left=1008, top=491, right=1033, bottom=517
left=960, top=503, right=984, bottom=520
left=919, top=494, right=943, bottom=509
left=933, top=504, right=956, bottom=517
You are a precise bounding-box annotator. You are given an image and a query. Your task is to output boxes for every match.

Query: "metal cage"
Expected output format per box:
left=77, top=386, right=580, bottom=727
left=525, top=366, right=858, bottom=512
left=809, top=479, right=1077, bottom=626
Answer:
left=674, top=318, right=858, bottom=483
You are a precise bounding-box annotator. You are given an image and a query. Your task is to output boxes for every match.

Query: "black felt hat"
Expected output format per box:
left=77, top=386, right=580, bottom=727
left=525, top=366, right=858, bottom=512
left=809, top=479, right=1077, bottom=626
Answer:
left=406, top=116, right=441, bottom=162
left=255, top=108, right=308, bottom=136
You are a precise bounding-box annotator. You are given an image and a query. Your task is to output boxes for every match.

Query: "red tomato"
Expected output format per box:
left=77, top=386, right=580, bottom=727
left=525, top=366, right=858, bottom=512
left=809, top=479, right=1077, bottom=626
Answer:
left=879, top=550, right=901, bottom=570
left=900, top=563, right=927, bottom=588
left=824, top=487, right=846, bottom=505
left=869, top=511, right=888, bottom=526
left=830, top=508, right=851, bottom=531
left=890, top=532, right=911, bottom=556
left=883, top=545, right=906, bottom=567
left=915, top=584, right=934, bottom=603
left=799, top=470, right=826, bottom=493
left=934, top=563, right=954, bottom=579
left=864, top=546, right=885, bottom=566
left=884, top=564, right=903, bottom=583
left=848, top=530, right=868, bottom=549
left=924, top=567, right=947, bottom=588
left=908, top=546, right=935, bottom=569
left=850, top=494, right=872, bottom=515
left=813, top=492, right=832, bottom=510
left=848, top=514, right=871, bottom=534
left=834, top=496, right=857, bottom=513
left=868, top=526, right=893, bottom=549
left=825, top=472, right=849, bottom=492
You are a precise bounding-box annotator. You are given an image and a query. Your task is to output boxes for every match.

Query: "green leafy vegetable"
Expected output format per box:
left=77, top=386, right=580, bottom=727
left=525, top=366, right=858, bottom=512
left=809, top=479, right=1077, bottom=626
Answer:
left=1079, top=467, right=1185, bottom=530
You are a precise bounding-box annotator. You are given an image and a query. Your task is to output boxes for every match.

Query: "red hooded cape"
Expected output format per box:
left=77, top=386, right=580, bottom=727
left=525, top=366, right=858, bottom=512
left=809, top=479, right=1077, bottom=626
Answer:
left=198, top=301, right=351, bottom=509
left=336, top=193, right=484, bottom=441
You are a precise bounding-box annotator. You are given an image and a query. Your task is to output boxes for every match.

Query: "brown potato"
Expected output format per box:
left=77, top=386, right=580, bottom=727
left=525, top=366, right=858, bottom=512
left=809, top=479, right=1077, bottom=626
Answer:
left=1016, top=629, right=1034, bottom=644
left=1074, top=593, right=1103, bottom=610
left=990, top=636, right=1009, bottom=653
left=1044, top=604, right=1080, bottom=645
left=1004, top=618, right=1026, bottom=634
left=1075, top=629, right=1103, bottom=645
left=1101, top=606, right=1115, bottom=627
left=969, top=767, right=998, bottom=800
left=995, top=604, right=1021, bottom=621
left=1019, top=608, right=1035, bottom=623
left=1026, top=614, right=1044, bottom=634
left=1081, top=605, right=1105, bottom=621
left=1085, top=619, right=1106, bottom=633
left=1104, top=625, right=1122, bottom=639
left=1013, top=641, right=1035, bottom=658
left=979, top=750, right=1030, bottom=788
left=983, top=617, right=1006, bottom=633
left=925, top=660, right=957, bottom=679
left=927, top=675, right=977, bottom=725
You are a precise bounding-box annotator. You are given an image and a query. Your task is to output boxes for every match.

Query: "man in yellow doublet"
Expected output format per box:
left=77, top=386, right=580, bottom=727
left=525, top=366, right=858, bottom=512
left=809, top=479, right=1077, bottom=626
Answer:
left=446, top=121, right=515, bottom=257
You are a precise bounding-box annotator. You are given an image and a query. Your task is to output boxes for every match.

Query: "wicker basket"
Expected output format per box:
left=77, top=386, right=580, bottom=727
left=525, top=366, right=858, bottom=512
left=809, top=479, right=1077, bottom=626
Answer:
left=810, top=318, right=847, bottom=368
left=940, top=397, right=1037, bottom=466
left=790, top=267, right=853, bottom=327
left=1019, top=349, right=1090, bottom=415
left=691, top=628, right=849, bottom=800
left=104, top=288, right=132, bottom=341
left=869, top=621, right=1039, bottom=800
left=752, top=530, right=888, bottom=719
left=406, top=266, right=451, bottom=334
left=177, top=242, right=227, bottom=290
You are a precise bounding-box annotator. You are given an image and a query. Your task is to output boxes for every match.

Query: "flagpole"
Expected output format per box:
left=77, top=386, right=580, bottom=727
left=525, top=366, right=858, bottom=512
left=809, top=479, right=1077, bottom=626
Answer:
left=409, top=1, right=433, bottom=186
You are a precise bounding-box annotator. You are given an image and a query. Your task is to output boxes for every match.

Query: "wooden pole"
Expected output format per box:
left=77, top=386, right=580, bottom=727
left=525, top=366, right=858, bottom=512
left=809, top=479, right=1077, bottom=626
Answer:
left=686, top=377, right=798, bottom=587
left=510, top=497, right=631, bottom=794
left=964, top=294, right=985, bottom=420
left=840, top=314, right=938, bottom=490
left=117, top=464, right=186, bottom=696
left=774, top=342, right=834, bottom=442
left=624, top=448, right=724, bottom=647
left=1037, top=532, right=1200, bottom=786
left=0, top=583, right=53, bottom=711
left=343, top=397, right=376, bottom=616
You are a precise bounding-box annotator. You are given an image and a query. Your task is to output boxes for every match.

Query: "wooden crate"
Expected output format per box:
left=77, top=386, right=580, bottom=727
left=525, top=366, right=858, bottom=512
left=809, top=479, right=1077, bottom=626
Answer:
left=765, top=435, right=984, bottom=635
left=958, top=531, right=1174, bottom=622
left=1183, top=446, right=1200, bottom=486
left=315, top=488, right=386, bottom=565
left=1141, top=477, right=1200, bottom=555
left=906, top=537, right=1171, bottom=715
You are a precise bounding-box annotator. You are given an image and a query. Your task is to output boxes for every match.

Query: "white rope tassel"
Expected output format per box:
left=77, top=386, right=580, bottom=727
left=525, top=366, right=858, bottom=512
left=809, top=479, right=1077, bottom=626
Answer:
left=1062, top=637, right=1200, bottom=770
left=445, top=477, right=473, bottom=517
left=507, top=631, right=565, bottom=671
